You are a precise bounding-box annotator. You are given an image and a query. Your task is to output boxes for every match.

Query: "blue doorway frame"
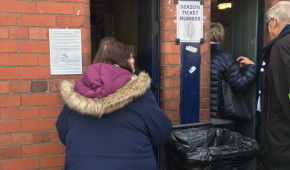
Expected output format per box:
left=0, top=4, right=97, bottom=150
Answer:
left=137, top=0, right=160, bottom=102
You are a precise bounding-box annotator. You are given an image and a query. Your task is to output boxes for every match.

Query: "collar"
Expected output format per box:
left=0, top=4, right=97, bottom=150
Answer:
left=60, top=72, right=151, bottom=118
left=263, top=24, right=290, bottom=65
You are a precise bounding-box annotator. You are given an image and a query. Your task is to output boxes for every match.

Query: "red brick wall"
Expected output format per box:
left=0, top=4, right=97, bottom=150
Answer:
left=0, top=0, right=212, bottom=168
left=160, top=0, right=211, bottom=125
left=160, top=0, right=181, bottom=125
left=200, top=0, right=211, bottom=123
left=0, top=0, right=91, bottom=169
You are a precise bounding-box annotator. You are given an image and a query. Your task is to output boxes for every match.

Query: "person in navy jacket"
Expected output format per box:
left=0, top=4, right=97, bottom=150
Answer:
left=56, top=40, right=172, bottom=170
left=210, top=22, right=257, bottom=120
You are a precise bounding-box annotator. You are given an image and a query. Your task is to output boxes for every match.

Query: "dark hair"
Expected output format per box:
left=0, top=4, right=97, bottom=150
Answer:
left=98, top=36, right=117, bottom=48
left=92, top=40, right=136, bottom=73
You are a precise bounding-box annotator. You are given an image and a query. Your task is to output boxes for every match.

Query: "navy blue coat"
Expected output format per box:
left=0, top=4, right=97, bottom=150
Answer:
left=210, top=44, right=257, bottom=118
left=56, top=72, right=172, bottom=170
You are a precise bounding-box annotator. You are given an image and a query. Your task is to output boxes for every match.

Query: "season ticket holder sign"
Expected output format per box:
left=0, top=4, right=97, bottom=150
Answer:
left=177, top=1, right=203, bottom=42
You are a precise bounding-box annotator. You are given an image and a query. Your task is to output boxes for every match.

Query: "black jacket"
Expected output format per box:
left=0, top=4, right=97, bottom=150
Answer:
left=260, top=24, right=290, bottom=169
left=210, top=44, right=257, bottom=118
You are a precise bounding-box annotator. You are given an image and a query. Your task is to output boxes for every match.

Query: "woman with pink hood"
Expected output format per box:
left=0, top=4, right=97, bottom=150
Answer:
left=56, top=40, right=172, bottom=170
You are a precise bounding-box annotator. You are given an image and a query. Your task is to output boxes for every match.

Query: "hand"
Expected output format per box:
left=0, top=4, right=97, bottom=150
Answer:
left=237, top=56, right=255, bottom=67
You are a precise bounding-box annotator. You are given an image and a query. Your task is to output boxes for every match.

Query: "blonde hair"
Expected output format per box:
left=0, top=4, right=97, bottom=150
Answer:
left=210, top=22, right=225, bottom=44
left=267, top=1, right=290, bottom=25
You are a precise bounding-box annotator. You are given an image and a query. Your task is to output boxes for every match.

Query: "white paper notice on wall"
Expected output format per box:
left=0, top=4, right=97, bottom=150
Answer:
left=189, top=66, right=196, bottom=74
left=186, top=45, right=197, bottom=53
left=49, top=29, right=82, bottom=75
left=176, top=1, right=203, bottom=42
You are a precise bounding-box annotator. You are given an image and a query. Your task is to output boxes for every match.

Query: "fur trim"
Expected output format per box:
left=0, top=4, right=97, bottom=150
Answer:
left=60, top=72, right=151, bottom=118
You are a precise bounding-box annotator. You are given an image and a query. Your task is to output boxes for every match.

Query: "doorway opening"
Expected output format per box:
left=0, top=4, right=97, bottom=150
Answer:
left=211, top=0, right=260, bottom=139
left=90, top=0, right=160, bottom=99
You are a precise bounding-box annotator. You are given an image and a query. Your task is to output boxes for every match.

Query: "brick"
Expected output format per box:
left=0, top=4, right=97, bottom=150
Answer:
left=0, top=27, right=8, bottom=38
left=82, top=41, right=91, bottom=53
left=161, top=88, right=180, bottom=100
left=51, top=131, right=60, bottom=142
left=9, top=27, right=29, bottom=39
left=0, top=134, right=12, bottom=147
left=161, top=31, right=177, bottom=42
left=38, top=54, right=50, bottom=66
left=203, top=15, right=211, bottom=32
left=22, top=119, right=57, bottom=131
left=37, top=2, right=73, bottom=14
left=45, top=0, right=76, bottom=1
left=74, top=3, right=90, bottom=16
left=0, top=40, right=18, bottom=52
left=58, top=93, right=65, bottom=105
left=200, top=87, right=210, bottom=98
left=161, top=77, right=180, bottom=88
left=164, top=110, right=180, bottom=122
left=265, top=1, right=279, bottom=11
left=19, top=14, right=55, bottom=27
left=161, top=54, right=180, bottom=65
left=161, top=66, right=180, bottom=77
left=10, top=80, right=29, bottom=93
left=50, top=74, right=82, bottom=80
left=1, top=107, right=39, bottom=120
left=31, top=81, right=48, bottom=92
left=19, top=41, right=49, bottom=53
left=82, top=53, right=92, bottom=66
left=40, top=106, right=62, bottom=118
left=13, top=133, right=32, bottom=145
left=160, top=0, right=175, bottom=7
left=0, top=0, right=35, bottom=13
left=29, top=28, right=48, bottom=40
left=200, top=76, right=210, bottom=87
left=0, top=147, right=22, bottom=160
left=0, top=13, right=17, bottom=25
left=0, top=54, right=38, bottom=66
left=2, top=158, right=40, bottom=170
left=59, top=143, right=66, bottom=154
left=203, top=32, right=211, bottom=43
left=0, top=81, right=10, bottom=93
left=201, top=41, right=210, bottom=53
left=21, top=94, right=58, bottom=106
left=201, top=53, right=210, bottom=65
left=32, top=132, right=51, bottom=144
left=0, top=95, right=20, bottom=107
left=200, top=64, right=210, bottom=76
left=81, top=29, right=91, bottom=41
left=48, top=80, right=62, bottom=92
left=203, top=7, right=210, bottom=20
left=56, top=16, right=90, bottom=28
left=203, top=0, right=211, bottom=8
left=0, top=121, right=21, bottom=133
left=200, top=98, right=210, bottom=109
left=0, top=68, right=19, bottom=80
left=161, top=7, right=176, bottom=19
left=161, top=42, right=180, bottom=53
left=160, top=19, right=176, bottom=31
left=20, top=67, right=50, bottom=79
left=22, top=143, right=59, bottom=157
left=40, top=155, right=65, bottom=168
left=161, top=100, right=180, bottom=110
left=200, top=109, right=210, bottom=122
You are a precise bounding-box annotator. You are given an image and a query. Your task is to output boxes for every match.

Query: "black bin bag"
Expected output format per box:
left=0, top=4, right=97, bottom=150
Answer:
left=162, top=128, right=259, bottom=170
